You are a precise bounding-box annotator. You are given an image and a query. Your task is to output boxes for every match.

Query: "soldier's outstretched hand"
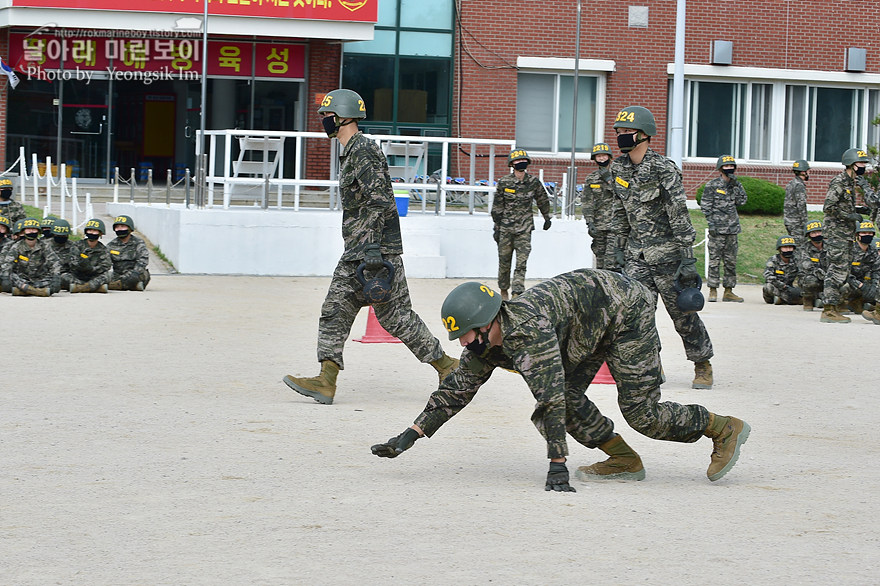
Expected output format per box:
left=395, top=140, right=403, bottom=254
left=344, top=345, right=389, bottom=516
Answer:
left=545, top=462, right=576, bottom=492
left=371, top=428, right=420, bottom=458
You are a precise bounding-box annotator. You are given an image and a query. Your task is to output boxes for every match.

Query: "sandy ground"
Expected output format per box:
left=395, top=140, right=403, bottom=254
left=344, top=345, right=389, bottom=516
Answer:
left=4, top=271, right=880, bottom=585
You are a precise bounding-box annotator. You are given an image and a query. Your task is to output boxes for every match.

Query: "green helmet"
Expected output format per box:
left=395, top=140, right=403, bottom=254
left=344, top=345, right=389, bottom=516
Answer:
left=0, top=215, right=10, bottom=230
left=317, top=89, right=367, bottom=119
left=14, top=219, right=25, bottom=234
left=858, top=220, right=876, bottom=234
left=613, top=106, right=657, bottom=136
left=873, top=237, right=880, bottom=250
left=841, top=148, right=870, bottom=167
left=804, top=220, right=823, bottom=235
left=508, top=149, right=530, bottom=166
left=41, top=216, right=56, bottom=230
left=792, top=159, right=810, bottom=173
left=441, top=281, right=503, bottom=341
left=591, top=143, right=612, bottom=160
left=85, top=218, right=106, bottom=234
left=112, top=215, right=135, bottom=231
left=51, top=219, right=71, bottom=236
left=776, top=235, right=797, bottom=249
left=0, top=178, right=13, bottom=191
left=715, top=155, right=737, bottom=170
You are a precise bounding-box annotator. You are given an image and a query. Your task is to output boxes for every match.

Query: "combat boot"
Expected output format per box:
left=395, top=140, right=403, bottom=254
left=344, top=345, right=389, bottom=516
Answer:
left=500, top=289, right=509, bottom=300
left=708, top=287, right=718, bottom=302
left=862, top=307, right=880, bottom=325
left=431, top=353, right=460, bottom=382
left=70, top=283, right=90, bottom=293
left=282, top=360, right=340, bottom=405
left=26, top=286, right=51, bottom=297
left=108, top=280, right=124, bottom=290
left=96, top=284, right=108, bottom=293
left=722, top=288, right=743, bottom=302
left=774, top=296, right=785, bottom=305
left=820, top=304, right=850, bottom=323
left=692, top=360, right=713, bottom=389
left=575, top=434, right=645, bottom=481
left=802, top=296, right=814, bottom=311
left=704, top=413, right=750, bottom=481
left=848, top=299, right=864, bottom=314
left=12, top=286, right=26, bottom=296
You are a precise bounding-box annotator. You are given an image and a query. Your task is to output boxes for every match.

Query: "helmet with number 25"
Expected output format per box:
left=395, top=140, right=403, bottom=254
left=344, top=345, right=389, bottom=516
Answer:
left=317, top=89, right=367, bottom=120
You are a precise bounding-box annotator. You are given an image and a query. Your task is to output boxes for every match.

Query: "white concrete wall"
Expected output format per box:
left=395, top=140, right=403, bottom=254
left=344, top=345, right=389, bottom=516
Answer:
left=107, top=203, right=593, bottom=278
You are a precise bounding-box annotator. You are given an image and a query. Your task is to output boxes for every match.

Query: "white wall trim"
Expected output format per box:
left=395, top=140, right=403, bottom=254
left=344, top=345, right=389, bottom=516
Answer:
left=518, top=56, right=616, bottom=72
left=666, top=63, right=880, bottom=86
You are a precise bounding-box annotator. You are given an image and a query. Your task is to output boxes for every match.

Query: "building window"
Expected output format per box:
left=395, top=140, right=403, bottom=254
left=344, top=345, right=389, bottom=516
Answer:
left=515, top=72, right=597, bottom=154
left=785, top=86, right=863, bottom=162
left=869, top=90, right=880, bottom=156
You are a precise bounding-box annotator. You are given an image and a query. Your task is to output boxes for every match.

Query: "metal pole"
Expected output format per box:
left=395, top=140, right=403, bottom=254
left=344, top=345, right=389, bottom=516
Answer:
left=130, top=167, right=135, bottom=202
left=185, top=168, right=191, bottom=208
left=199, top=0, right=209, bottom=187
left=147, top=168, right=153, bottom=204
left=166, top=168, right=172, bottom=206
left=669, top=0, right=687, bottom=168
left=567, top=1, right=582, bottom=219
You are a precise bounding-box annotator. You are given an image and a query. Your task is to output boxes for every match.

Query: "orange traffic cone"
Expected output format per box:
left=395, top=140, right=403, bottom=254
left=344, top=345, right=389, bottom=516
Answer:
left=592, top=362, right=616, bottom=384
left=354, top=306, right=403, bottom=344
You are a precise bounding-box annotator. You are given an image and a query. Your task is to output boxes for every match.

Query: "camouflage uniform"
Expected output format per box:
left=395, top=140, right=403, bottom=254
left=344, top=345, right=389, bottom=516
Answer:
left=316, top=131, right=445, bottom=369
left=612, top=148, right=713, bottom=364
left=856, top=176, right=880, bottom=229
left=1, top=238, right=61, bottom=290
left=762, top=254, right=800, bottom=304
left=799, top=241, right=827, bottom=300
left=583, top=167, right=627, bottom=271
left=108, top=234, right=151, bottom=290
left=492, top=172, right=551, bottom=294
left=784, top=176, right=808, bottom=252
left=69, top=239, right=112, bottom=290
left=0, top=199, right=26, bottom=223
left=412, top=270, right=710, bottom=460
left=48, top=238, right=75, bottom=290
left=841, top=240, right=880, bottom=306
left=0, top=236, right=13, bottom=292
left=701, top=176, right=747, bottom=289
left=822, top=172, right=861, bottom=306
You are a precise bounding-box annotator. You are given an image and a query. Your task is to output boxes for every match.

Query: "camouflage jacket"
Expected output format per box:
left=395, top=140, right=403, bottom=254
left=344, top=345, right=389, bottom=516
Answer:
left=48, top=238, right=75, bottom=275
left=763, top=254, right=799, bottom=288
left=1, top=238, right=61, bottom=282
left=848, top=240, right=880, bottom=284
left=582, top=167, right=626, bottom=232
left=0, top=199, right=26, bottom=223
left=108, top=234, right=150, bottom=277
left=784, top=177, right=808, bottom=231
left=414, top=269, right=654, bottom=460
left=70, top=239, right=112, bottom=281
left=824, top=171, right=859, bottom=237
left=338, top=131, right=402, bottom=261
left=799, top=242, right=828, bottom=281
left=611, top=149, right=695, bottom=265
left=700, top=176, right=747, bottom=234
left=491, top=172, right=551, bottom=233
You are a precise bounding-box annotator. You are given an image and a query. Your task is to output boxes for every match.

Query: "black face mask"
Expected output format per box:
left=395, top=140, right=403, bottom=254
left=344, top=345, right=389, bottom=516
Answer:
left=86, top=232, right=101, bottom=241
left=321, top=115, right=339, bottom=138
left=42, top=228, right=53, bottom=238
left=780, top=250, right=794, bottom=258
left=595, top=159, right=611, bottom=167
left=53, top=235, right=68, bottom=245
left=465, top=325, right=492, bottom=356
left=617, top=132, right=638, bottom=153
left=855, top=166, right=866, bottom=175
left=0, top=191, right=11, bottom=200
left=860, top=234, right=874, bottom=244
left=810, top=234, right=823, bottom=243
left=24, top=232, right=39, bottom=240
left=115, top=229, right=130, bottom=238
left=512, top=161, right=529, bottom=171
left=722, top=168, right=736, bottom=177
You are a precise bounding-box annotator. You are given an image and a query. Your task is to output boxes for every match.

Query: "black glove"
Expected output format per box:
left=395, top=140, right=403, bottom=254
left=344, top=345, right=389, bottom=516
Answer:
left=543, top=218, right=552, bottom=231
left=599, top=168, right=612, bottom=183
left=493, top=224, right=500, bottom=243
left=863, top=284, right=877, bottom=302
left=364, top=243, right=383, bottom=271
left=545, top=462, right=576, bottom=492
left=614, top=247, right=625, bottom=269
left=848, top=213, right=863, bottom=223
left=855, top=205, right=871, bottom=215
left=787, top=286, right=802, bottom=299
left=707, top=225, right=719, bottom=238
left=371, top=428, right=420, bottom=458
left=50, top=276, right=61, bottom=294
left=674, top=249, right=699, bottom=287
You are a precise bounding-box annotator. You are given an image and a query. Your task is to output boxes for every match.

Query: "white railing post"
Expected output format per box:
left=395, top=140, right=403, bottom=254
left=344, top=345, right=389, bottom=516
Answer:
left=18, top=147, right=26, bottom=197
left=45, top=156, right=53, bottom=216
left=59, top=164, right=67, bottom=220
left=31, top=153, right=39, bottom=209
left=439, top=142, right=448, bottom=215
left=113, top=167, right=119, bottom=203
left=71, top=177, right=78, bottom=229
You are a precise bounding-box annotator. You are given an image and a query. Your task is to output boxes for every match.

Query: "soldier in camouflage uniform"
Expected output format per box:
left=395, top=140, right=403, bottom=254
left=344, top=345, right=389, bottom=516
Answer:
left=371, top=274, right=751, bottom=491
left=69, top=218, right=111, bottom=293
left=282, top=89, right=458, bottom=406
left=0, top=215, right=12, bottom=292
left=47, top=219, right=74, bottom=290
left=784, top=160, right=810, bottom=254
left=0, top=178, right=26, bottom=224
left=800, top=220, right=827, bottom=311
left=108, top=215, right=150, bottom=291
left=701, top=155, right=748, bottom=302
left=840, top=220, right=880, bottom=317
left=762, top=235, right=801, bottom=305
left=609, top=106, right=715, bottom=390
left=1, top=217, right=62, bottom=296
left=820, top=148, right=870, bottom=323
left=492, top=149, right=552, bottom=299
left=582, top=142, right=626, bottom=271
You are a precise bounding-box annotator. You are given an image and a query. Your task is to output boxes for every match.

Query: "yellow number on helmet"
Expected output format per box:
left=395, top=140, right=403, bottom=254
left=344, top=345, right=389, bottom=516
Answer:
left=479, top=285, right=495, bottom=297
left=858, top=150, right=868, bottom=158
left=321, top=95, right=333, bottom=107
left=443, top=316, right=459, bottom=332
left=358, top=99, right=366, bottom=112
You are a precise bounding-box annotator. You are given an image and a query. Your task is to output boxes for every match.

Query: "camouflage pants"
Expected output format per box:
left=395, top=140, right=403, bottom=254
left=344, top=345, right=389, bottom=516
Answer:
left=111, top=268, right=151, bottom=291
left=589, top=228, right=622, bottom=271
left=707, top=233, right=738, bottom=288
left=71, top=270, right=110, bottom=290
left=497, top=229, right=532, bottom=294
left=530, top=281, right=709, bottom=453
left=317, top=255, right=445, bottom=369
left=841, top=282, right=878, bottom=304
left=762, top=282, right=802, bottom=304
left=624, top=256, right=714, bottom=363
left=821, top=232, right=853, bottom=306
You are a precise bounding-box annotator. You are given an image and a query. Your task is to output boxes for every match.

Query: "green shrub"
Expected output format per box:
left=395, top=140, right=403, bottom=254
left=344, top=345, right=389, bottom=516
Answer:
left=695, top=175, right=784, bottom=215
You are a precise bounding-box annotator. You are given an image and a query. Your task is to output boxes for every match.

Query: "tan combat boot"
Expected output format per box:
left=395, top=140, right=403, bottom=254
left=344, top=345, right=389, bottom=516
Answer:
left=96, top=284, right=108, bottom=293
left=848, top=299, right=864, bottom=314
left=431, top=353, right=460, bottom=382
left=692, top=360, right=713, bottom=389
left=722, top=288, right=743, bottom=302
left=708, top=287, right=718, bottom=302
left=12, top=286, right=26, bottom=296
left=108, top=280, right=124, bottom=290
left=862, top=307, right=880, bottom=325
left=29, top=286, right=50, bottom=297
left=802, top=296, right=814, bottom=311
left=282, top=360, right=340, bottom=405
left=500, top=289, right=509, bottom=300
left=820, top=304, right=850, bottom=323
left=704, top=413, right=751, bottom=481
left=70, top=283, right=90, bottom=293
left=575, top=434, right=645, bottom=481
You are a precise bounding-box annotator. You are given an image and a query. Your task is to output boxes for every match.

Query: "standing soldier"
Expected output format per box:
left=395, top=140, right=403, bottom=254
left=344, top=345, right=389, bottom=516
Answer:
left=371, top=275, right=750, bottom=491
left=282, top=88, right=459, bottom=406
left=69, top=218, right=112, bottom=294
left=762, top=235, right=801, bottom=305
left=841, top=220, right=880, bottom=317
left=0, top=178, right=26, bottom=223
left=1, top=217, right=62, bottom=296
left=700, top=155, right=748, bottom=302
left=47, top=219, right=74, bottom=291
left=492, top=149, right=552, bottom=299
left=784, top=160, right=810, bottom=253
left=108, top=215, right=151, bottom=291
left=609, top=106, right=715, bottom=390
left=820, top=148, right=869, bottom=323
left=0, top=216, right=12, bottom=292
left=800, top=220, right=827, bottom=311
left=583, top=142, right=626, bottom=271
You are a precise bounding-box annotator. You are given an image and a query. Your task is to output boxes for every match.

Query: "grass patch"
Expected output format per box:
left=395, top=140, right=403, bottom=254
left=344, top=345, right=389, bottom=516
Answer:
left=152, top=245, right=176, bottom=271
